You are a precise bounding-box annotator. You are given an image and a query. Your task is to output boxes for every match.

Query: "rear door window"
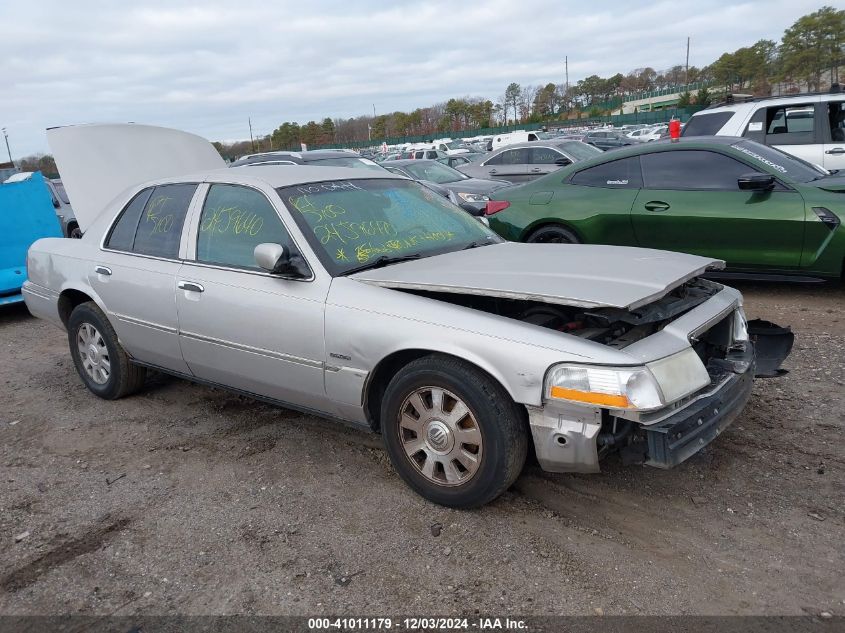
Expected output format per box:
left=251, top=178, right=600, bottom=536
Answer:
left=761, top=104, right=815, bottom=145
left=131, top=184, right=197, bottom=259
left=570, top=156, right=642, bottom=188
left=683, top=112, right=735, bottom=136
left=826, top=100, right=845, bottom=142
left=106, top=188, right=153, bottom=251
left=530, top=147, right=565, bottom=164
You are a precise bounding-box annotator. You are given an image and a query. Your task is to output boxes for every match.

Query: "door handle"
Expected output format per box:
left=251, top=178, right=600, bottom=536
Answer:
left=825, top=148, right=845, bottom=155
left=644, top=201, right=670, bottom=212
left=530, top=167, right=542, bottom=173
left=178, top=281, right=204, bottom=293
left=489, top=169, right=498, bottom=174
left=94, top=266, right=112, bottom=276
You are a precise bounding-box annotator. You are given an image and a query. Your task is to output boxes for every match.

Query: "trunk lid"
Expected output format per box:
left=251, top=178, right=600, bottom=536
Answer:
left=47, top=123, right=226, bottom=231
left=351, top=243, right=723, bottom=310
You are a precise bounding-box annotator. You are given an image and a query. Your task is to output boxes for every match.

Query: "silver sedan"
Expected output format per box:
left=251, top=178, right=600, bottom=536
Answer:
left=23, top=124, right=787, bottom=508
left=458, top=140, right=602, bottom=183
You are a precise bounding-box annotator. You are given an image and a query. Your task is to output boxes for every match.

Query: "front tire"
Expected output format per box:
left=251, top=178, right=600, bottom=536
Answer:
left=67, top=301, right=146, bottom=399
left=381, top=355, right=528, bottom=508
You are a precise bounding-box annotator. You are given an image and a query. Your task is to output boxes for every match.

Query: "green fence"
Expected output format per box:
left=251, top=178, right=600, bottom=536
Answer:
left=312, top=106, right=704, bottom=151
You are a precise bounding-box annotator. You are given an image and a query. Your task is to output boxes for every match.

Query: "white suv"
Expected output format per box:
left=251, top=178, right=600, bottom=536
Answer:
left=683, top=89, right=845, bottom=170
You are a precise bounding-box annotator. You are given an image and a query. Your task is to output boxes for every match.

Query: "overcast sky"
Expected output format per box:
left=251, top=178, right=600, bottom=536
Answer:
left=0, top=0, right=830, bottom=157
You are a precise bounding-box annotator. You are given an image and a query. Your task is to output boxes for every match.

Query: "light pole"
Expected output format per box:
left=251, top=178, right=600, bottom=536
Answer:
left=2, top=128, right=11, bottom=163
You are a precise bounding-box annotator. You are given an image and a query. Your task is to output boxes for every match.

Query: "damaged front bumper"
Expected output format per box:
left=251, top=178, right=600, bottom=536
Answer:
left=529, top=331, right=790, bottom=473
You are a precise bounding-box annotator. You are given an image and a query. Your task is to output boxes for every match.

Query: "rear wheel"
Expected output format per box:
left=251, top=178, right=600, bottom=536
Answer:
left=68, top=224, right=82, bottom=239
left=526, top=224, right=580, bottom=244
left=381, top=355, right=527, bottom=508
left=67, top=302, right=146, bottom=399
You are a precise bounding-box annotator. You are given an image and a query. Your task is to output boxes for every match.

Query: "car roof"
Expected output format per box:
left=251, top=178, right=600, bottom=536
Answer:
left=232, top=150, right=361, bottom=166
left=564, top=136, right=747, bottom=169
left=163, top=165, right=406, bottom=189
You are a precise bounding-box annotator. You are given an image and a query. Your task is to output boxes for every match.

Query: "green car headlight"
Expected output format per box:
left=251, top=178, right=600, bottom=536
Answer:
left=457, top=192, right=489, bottom=203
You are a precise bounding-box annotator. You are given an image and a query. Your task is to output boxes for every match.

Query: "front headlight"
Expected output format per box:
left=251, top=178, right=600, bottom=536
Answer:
left=545, top=364, right=665, bottom=411
left=457, top=192, right=490, bottom=203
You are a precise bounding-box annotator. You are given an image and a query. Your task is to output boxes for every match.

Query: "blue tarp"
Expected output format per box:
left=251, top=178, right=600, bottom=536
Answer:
left=0, top=172, right=62, bottom=304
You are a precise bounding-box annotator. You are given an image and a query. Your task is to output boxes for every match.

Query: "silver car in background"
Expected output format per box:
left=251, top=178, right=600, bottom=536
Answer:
left=458, top=140, right=602, bottom=183
left=23, top=124, right=788, bottom=508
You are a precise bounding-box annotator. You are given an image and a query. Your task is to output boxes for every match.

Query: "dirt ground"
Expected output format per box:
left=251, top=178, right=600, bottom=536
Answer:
left=0, top=280, right=843, bottom=617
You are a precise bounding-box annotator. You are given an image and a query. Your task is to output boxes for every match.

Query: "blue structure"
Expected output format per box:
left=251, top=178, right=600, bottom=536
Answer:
left=0, top=172, right=62, bottom=305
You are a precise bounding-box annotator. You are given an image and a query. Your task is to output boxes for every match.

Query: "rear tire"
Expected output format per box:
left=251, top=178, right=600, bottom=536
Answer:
left=526, top=224, right=581, bottom=244
left=381, top=355, right=528, bottom=508
left=68, top=224, right=82, bottom=239
left=67, top=302, right=146, bottom=399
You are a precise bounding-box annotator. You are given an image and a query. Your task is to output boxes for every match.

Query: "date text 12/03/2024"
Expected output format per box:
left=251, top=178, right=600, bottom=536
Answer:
left=307, top=617, right=528, bottom=630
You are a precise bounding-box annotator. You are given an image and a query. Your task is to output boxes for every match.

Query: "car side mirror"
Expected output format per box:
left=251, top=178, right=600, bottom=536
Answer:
left=254, top=242, right=310, bottom=279
left=458, top=202, right=484, bottom=216
left=738, top=172, right=775, bottom=192
left=554, top=157, right=572, bottom=166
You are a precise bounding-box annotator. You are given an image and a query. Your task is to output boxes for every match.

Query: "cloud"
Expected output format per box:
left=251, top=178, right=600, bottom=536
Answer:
left=0, top=0, right=827, bottom=156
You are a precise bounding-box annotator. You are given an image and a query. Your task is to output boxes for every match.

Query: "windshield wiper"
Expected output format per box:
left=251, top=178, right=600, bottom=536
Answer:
left=343, top=253, right=423, bottom=275
left=462, top=240, right=493, bottom=250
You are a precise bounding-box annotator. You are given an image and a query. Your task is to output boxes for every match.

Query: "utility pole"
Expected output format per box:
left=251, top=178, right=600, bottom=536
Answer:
left=373, top=104, right=376, bottom=118
left=685, top=37, right=690, bottom=88
left=248, top=118, right=255, bottom=152
left=564, top=56, right=569, bottom=112
left=2, top=128, right=11, bottom=163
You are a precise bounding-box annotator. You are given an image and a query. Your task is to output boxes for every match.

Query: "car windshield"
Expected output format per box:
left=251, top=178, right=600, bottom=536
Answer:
left=733, top=140, right=828, bottom=182
left=309, top=157, right=385, bottom=172
left=278, top=178, right=499, bottom=276
left=402, top=161, right=468, bottom=184
left=556, top=142, right=603, bottom=161
left=445, top=141, right=465, bottom=150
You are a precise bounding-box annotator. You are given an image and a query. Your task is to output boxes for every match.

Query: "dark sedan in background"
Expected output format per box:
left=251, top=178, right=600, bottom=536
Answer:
left=383, top=159, right=511, bottom=213
left=579, top=130, right=636, bottom=151
left=456, top=140, right=601, bottom=183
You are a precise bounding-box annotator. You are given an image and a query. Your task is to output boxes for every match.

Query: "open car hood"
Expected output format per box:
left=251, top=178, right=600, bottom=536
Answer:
left=47, top=123, right=225, bottom=231
left=352, top=243, right=724, bottom=310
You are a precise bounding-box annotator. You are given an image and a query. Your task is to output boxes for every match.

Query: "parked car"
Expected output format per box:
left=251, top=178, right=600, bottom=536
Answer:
left=1, top=171, right=63, bottom=305
left=381, top=159, right=510, bottom=213
left=431, top=139, right=470, bottom=155
left=484, top=136, right=845, bottom=280
left=437, top=154, right=476, bottom=169
left=5, top=172, right=80, bottom=238
left=48, top=178, right=81, bottom=238
left=682, top=88, right=845, bottom=170
left=29, top=123, right=789, bottom=508
left=230, top=150, right=384, bottom=172
left=580, top=130, right=636, bottom=151
left=457, top=141, right=602, bottom=183
left=409, top=148, right=447, bottom=160
left=625, top=125, right=667, bottom=143
left=490, top=130, right=544, bottom=150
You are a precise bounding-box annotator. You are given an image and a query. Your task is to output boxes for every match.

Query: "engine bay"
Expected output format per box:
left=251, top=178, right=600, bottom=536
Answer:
left=404, top=277, right=722, bottom=349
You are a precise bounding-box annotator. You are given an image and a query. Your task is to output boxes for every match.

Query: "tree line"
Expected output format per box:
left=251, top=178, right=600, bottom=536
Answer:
left=14, top=6, right=845, bottom=165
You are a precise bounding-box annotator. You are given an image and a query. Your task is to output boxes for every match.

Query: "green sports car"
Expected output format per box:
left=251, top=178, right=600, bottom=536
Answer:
left=486, top=137, right=845, bottom=280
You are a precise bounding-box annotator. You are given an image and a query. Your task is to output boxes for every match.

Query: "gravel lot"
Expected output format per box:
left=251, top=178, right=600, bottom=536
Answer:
left=0, top=281, right=843, bottom=617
